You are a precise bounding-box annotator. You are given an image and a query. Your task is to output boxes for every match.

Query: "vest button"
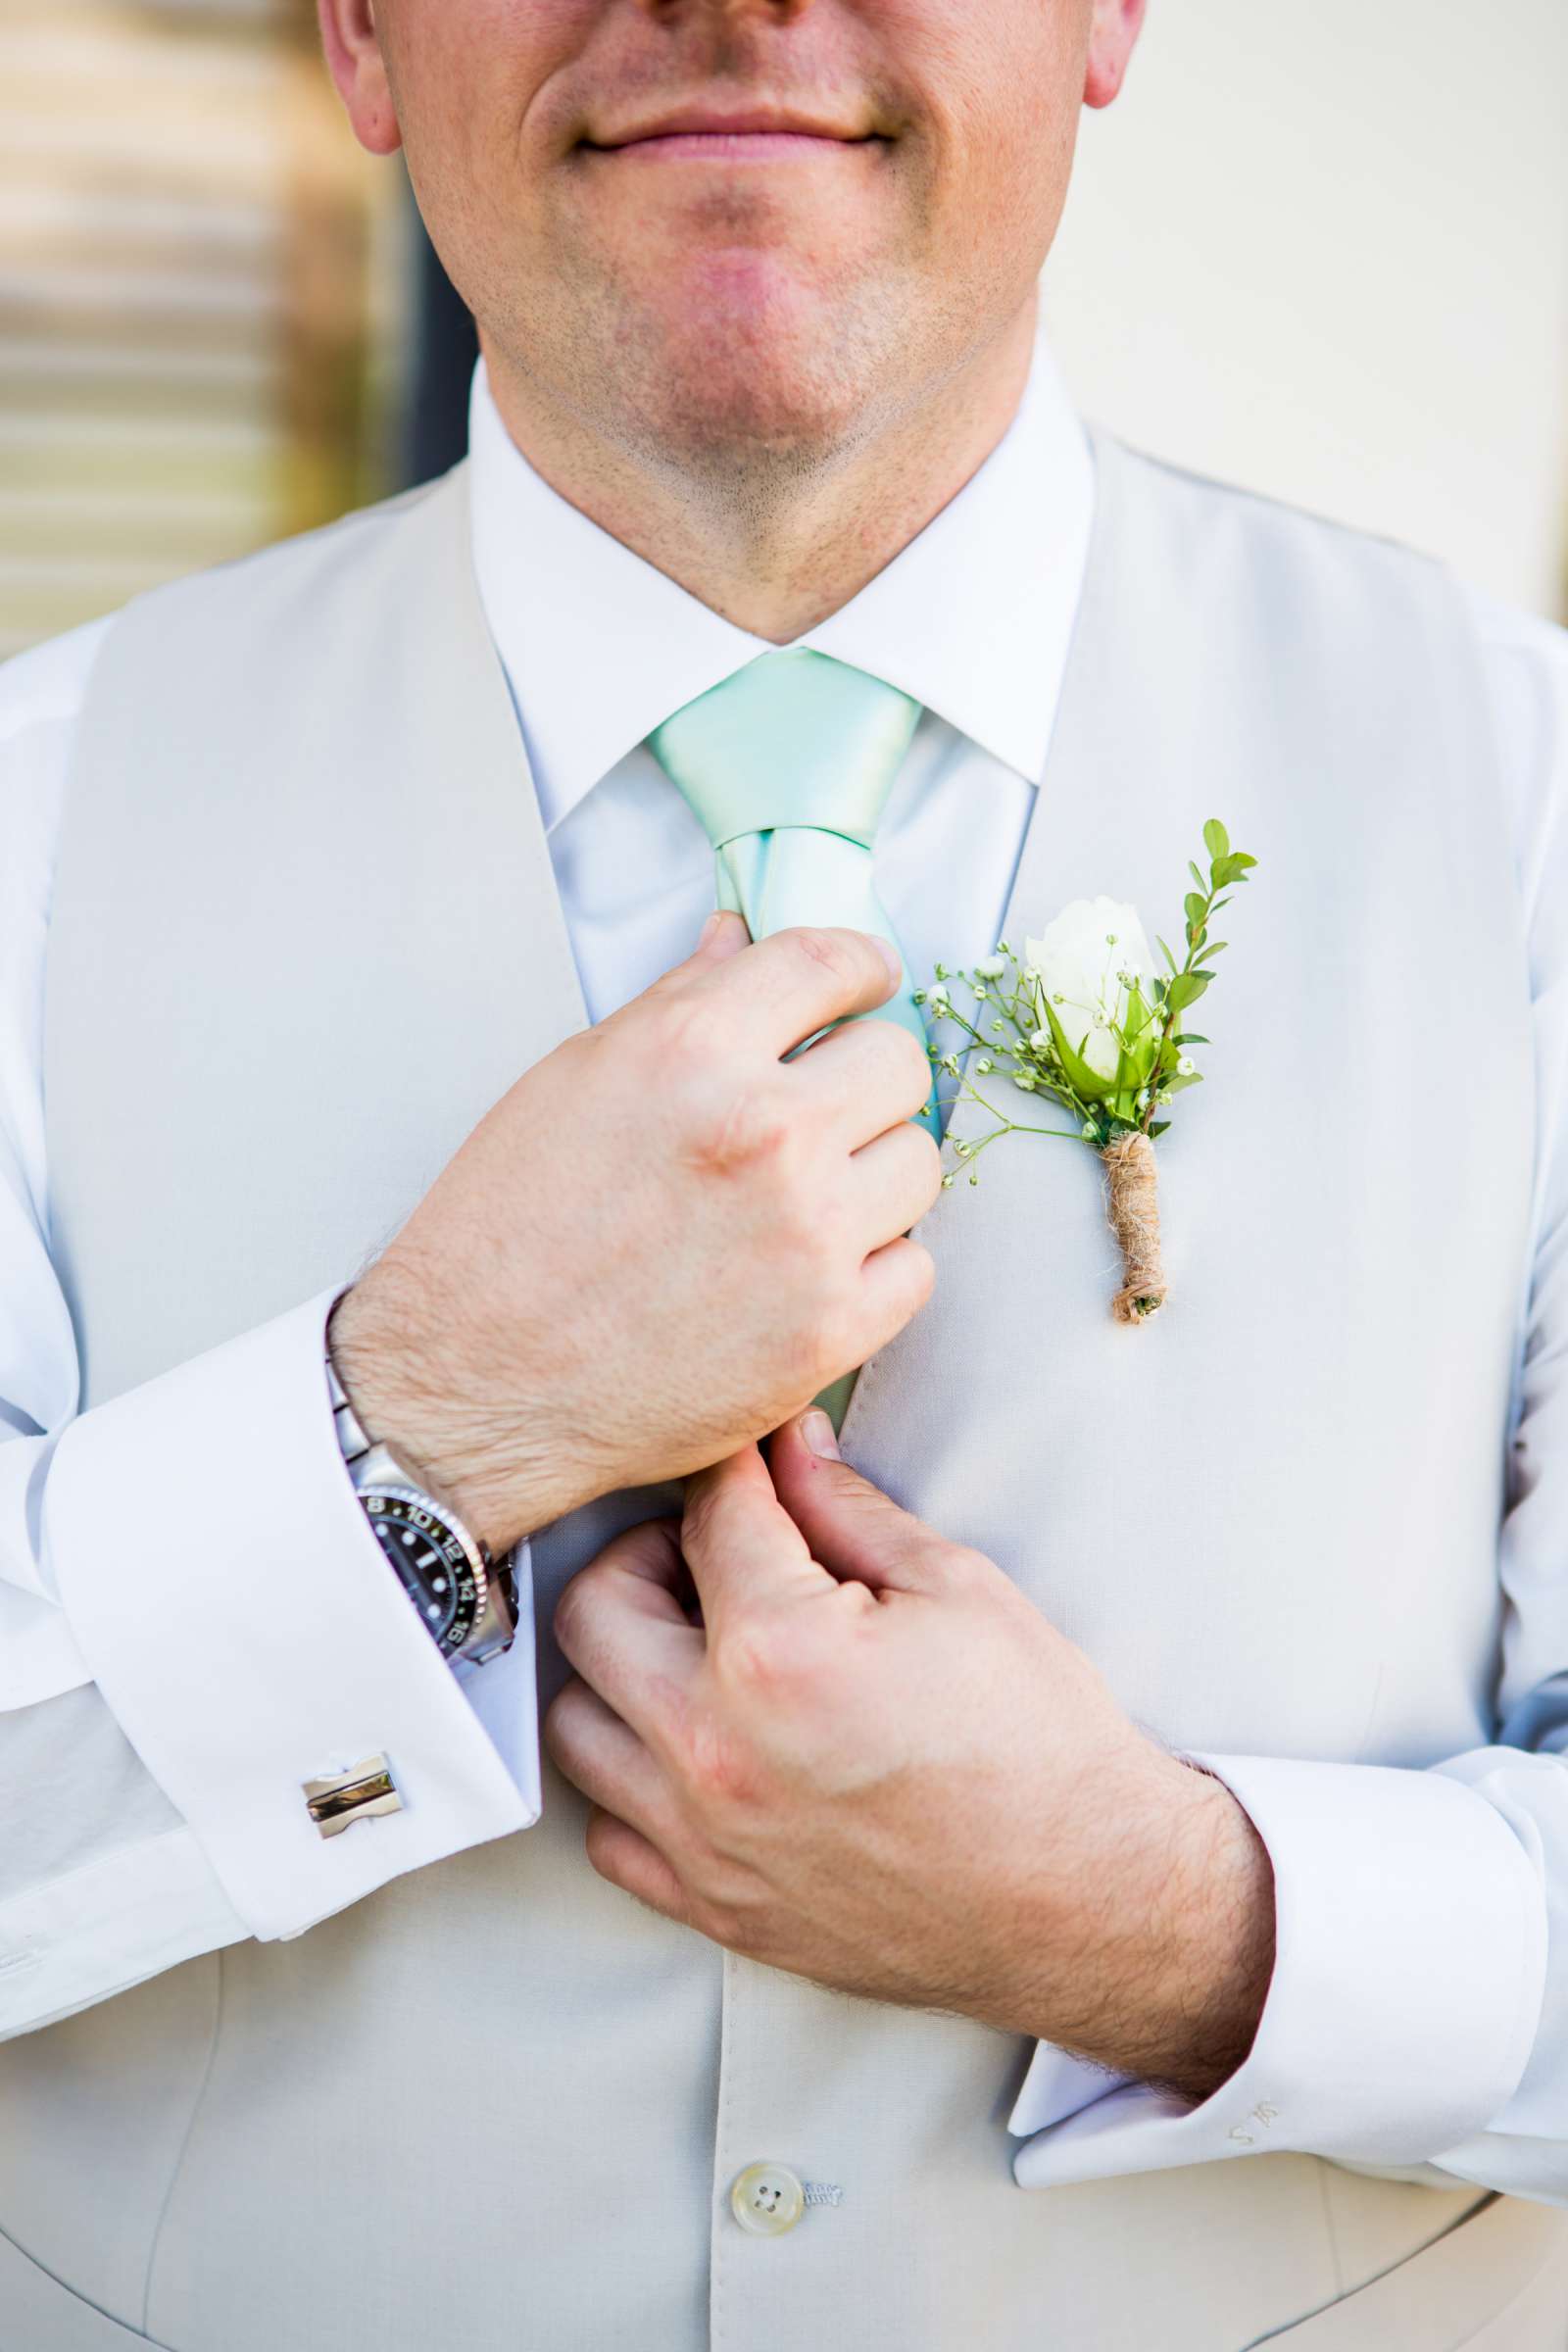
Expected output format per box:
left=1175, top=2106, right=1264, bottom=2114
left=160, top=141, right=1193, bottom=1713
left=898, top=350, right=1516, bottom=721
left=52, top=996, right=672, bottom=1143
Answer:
left=729, top=2161, right=806, bottom=2237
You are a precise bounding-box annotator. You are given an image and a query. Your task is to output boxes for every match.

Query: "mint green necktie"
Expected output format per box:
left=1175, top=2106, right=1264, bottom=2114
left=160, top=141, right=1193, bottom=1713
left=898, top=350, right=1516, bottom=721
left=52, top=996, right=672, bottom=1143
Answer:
left=647, top=648, right=937, bottom=1431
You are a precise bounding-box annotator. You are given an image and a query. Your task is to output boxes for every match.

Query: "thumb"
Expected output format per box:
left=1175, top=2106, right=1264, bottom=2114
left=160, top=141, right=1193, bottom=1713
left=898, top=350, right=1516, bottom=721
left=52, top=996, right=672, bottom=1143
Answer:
left=766, top=1411, right=956, bottom=1597
left=680, top=1444, right=831, bottom=1638
left=649, top=906, right=751, bottom=998
left=692, top=906, right=751, bottom=962
left=639, top=903, right=757, bottom=1015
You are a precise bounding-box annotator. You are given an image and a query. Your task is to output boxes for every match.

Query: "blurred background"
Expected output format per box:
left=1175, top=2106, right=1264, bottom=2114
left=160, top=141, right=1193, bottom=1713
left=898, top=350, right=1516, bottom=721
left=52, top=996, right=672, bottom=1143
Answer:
left=2, top=0, right=1565, bottom=663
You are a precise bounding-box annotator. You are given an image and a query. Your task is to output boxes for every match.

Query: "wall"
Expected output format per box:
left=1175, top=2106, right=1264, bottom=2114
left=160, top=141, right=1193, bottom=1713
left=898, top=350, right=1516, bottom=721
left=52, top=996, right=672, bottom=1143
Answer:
left=1043, top=0, right=1568, bottom=617
left=0, top=0, right=396, bottom=660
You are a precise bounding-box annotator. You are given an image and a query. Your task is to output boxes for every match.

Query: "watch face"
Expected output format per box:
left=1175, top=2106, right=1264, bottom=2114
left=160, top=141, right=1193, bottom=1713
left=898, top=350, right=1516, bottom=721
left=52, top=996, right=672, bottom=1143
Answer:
left=362, top=1490, right=484, bottom=1658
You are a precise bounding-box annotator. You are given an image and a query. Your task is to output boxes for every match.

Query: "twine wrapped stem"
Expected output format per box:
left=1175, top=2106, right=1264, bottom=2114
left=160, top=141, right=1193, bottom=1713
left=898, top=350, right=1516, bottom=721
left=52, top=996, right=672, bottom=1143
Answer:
left=1101, top=1130, right=1167, bottom=1324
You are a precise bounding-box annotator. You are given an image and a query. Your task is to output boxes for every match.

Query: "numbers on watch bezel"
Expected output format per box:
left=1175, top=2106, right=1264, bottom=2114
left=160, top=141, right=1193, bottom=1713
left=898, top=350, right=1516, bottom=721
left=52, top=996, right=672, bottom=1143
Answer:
left=361, top=1486, right=486, bottom=1658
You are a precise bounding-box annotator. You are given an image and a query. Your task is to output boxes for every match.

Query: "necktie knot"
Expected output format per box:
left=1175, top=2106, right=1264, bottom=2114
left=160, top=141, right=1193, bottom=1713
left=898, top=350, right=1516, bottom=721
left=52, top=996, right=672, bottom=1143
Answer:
left=647, top=649, right=920, bottom=852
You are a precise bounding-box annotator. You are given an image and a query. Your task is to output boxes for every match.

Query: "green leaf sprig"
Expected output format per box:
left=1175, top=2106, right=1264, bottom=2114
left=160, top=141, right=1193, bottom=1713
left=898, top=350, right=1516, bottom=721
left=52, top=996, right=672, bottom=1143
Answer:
left=916, top=818, right=1258, bottom=1191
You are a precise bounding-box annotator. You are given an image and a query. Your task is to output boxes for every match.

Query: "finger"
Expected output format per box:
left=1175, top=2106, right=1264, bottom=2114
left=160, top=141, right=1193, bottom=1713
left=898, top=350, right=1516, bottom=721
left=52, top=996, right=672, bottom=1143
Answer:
left=641, top=907, right=752, bottom=1004
left=579, top=1517, right=693, bottom=1615
left=679, top=1445, right=832, bottom=1637
left=855, top=1233, right=936, bottom=1355
left=847, top=1118, right=944, bottom=1250
left=684, top=926, right=902, bottom=1061
left=583, top=1807, right=692, bottom=1926
left=553, top=1532, right=705, bottom=1734
left=543, top=1678, right=681, bottom=1849
left=766, top=1410, right=964, bottom=1597
left=789, top=1012, right=935, bottom=1144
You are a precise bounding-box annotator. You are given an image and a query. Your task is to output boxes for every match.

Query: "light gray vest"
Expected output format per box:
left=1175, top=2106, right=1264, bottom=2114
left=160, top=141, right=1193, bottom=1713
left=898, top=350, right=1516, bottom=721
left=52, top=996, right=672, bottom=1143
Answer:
left=7, top=431, right=1566, bottom=2350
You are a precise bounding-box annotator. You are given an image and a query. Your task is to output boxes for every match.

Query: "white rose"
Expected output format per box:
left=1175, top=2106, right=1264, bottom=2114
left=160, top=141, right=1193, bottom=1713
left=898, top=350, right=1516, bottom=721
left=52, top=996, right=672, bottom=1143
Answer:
left=1023, top=895, right=1154, bottom=1085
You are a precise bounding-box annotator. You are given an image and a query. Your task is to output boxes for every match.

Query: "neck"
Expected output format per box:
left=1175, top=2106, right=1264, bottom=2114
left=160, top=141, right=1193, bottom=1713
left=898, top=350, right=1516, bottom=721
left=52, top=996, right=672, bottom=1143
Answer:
left=478, top=295, right=1041, bottom=644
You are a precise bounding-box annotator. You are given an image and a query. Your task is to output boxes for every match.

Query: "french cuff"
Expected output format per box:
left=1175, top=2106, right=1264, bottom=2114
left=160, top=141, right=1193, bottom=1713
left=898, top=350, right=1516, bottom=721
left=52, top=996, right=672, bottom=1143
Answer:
left=0, top=1826, right=246, bottom=2040
left=42, top=1283, right=540, bottom=1943
left=1009, top=1753, right=1546, bottom=2186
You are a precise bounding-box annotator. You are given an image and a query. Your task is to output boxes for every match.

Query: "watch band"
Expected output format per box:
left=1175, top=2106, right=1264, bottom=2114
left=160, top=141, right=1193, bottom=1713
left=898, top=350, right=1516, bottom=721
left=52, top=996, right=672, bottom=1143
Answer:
left=325, top=1350, right=375, bottom=1472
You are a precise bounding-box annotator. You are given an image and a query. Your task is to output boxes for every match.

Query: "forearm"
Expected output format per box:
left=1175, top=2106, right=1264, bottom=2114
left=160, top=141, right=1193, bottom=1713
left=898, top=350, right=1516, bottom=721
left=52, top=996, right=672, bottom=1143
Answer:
left=1012, top=1753, right=1275, bottom=2105
left=1009, top=1750, right=1551, bottom=2195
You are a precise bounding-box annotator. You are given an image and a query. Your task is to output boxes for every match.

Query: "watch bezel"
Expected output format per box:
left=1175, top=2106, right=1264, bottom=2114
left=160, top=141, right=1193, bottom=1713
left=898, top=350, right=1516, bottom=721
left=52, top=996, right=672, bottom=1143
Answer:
left=360, top=1482, right=488, bottom=1659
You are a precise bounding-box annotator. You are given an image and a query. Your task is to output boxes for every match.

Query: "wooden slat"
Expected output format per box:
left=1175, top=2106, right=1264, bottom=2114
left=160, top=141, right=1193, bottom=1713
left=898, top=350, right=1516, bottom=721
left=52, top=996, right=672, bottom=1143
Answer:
left=0, top=0, right=393, bottom=659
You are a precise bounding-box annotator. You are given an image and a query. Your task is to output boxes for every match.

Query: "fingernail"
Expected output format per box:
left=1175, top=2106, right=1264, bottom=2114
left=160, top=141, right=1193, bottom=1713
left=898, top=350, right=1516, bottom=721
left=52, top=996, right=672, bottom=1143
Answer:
left=801, top=1408, right=840, bottom=1460
left=873, top=936, right=903, bottom=983
left=698, top=908, right=723, bottom=948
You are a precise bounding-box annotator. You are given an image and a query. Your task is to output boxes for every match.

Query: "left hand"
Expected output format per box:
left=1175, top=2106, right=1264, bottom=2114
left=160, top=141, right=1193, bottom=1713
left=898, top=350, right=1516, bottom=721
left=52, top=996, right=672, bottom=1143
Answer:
left=543, top=1413, right=1275, bottom=2101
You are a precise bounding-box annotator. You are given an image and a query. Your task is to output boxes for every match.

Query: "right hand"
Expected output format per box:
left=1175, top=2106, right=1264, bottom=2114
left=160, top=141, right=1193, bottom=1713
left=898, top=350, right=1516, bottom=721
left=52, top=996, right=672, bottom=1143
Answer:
left=326, top=913, right=942, bottom=1552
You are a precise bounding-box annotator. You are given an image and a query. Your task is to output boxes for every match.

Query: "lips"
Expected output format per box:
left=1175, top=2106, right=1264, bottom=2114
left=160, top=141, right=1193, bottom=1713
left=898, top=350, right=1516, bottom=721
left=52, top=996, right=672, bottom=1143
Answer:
left=585, top=108, right=873, bottom=154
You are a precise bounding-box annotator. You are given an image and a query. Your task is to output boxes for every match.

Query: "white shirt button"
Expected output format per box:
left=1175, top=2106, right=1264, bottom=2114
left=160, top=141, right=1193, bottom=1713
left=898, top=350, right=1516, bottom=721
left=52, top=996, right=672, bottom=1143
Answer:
left=729, top=2161, right=806, bottom=2237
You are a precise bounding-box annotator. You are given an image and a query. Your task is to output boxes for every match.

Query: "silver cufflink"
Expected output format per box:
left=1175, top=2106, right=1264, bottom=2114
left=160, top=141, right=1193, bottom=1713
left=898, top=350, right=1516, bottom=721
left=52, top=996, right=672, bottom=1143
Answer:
left=302, top=1753, right=403, bottom=1838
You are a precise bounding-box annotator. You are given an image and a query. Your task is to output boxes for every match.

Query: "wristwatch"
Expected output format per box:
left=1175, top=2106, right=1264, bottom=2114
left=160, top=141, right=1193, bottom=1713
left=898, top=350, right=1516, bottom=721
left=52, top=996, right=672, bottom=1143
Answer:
left=325, top=1349, right=517, bottom=1668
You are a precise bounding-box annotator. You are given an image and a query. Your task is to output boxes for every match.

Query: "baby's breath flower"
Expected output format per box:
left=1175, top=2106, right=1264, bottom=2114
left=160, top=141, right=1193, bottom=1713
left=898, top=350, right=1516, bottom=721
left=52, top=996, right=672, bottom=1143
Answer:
left=1030, top=1028, right=1051, bottom=1052
left=1177, top=1054, right=1195, bottom=1076
left=975, top=1056, right=994, bottom=1074
left=973, top=956, right=1007, bottom=980
left=1013, top=1074, right=1037, bottom=1093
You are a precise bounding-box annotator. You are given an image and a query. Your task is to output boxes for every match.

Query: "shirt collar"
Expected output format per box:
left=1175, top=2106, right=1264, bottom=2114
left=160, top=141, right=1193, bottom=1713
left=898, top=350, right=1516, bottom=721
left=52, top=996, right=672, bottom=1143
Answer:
left=467, top=318, right=1096, bottom=834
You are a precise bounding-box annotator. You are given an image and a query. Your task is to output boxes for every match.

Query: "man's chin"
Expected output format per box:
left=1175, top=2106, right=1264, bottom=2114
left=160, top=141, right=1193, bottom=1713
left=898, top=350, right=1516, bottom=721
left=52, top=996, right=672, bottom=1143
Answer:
left=623, top=353, right=879, bottom=474
left=605, top=268, right=897, bottom=461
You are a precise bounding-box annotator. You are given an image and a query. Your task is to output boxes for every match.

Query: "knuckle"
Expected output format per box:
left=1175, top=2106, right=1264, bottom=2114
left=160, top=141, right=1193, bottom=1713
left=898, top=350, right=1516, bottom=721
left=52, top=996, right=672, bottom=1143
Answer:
left=542, top=1674, right=585, bottom=1736
left=552, top=1567, right=605, bottom=1657
left=582, top=1807, right=626, bottom=1880
left=870, top=1239, right=935, bottom=1334
left=903, top=1238, right=936, bottom=1302
left=699, top=1888, right=770, bottom=1959
left=789, top=925, right=860, bottom=992
left=686, top=1079, right=791, bottom=1177
left=813, top=1300, right=863, bottom=1380
left=714, top=1618, right=815, bottom=1707
left=716, top=1623, right=784, bottom=1698
left=916, top=1535, right=969, bottom=1589
left=908, top=1123, right=943, bottom=1196
left=952, top=1543, right=998, bottom=1590
left=768, top=1313, right=838, bottom=1406
left=769, top=1181, right=840, bottom=1269
left=647, top=996, right=730, bottom=1086
left=891, top=1022, right=934, bottom=1097
left=678, top=1709, right=764, bottom=1809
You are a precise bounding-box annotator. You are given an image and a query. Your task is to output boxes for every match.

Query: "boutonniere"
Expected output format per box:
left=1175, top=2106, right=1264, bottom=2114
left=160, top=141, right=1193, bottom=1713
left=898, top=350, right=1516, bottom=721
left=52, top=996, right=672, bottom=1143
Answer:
left=917, top=819, right=1258, bottom=1324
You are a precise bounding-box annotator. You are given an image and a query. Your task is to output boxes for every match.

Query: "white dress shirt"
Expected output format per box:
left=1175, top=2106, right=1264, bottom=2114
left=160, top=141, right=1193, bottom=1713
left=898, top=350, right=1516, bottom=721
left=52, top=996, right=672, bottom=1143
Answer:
left=4, top=327, right=1568, bottom=2199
